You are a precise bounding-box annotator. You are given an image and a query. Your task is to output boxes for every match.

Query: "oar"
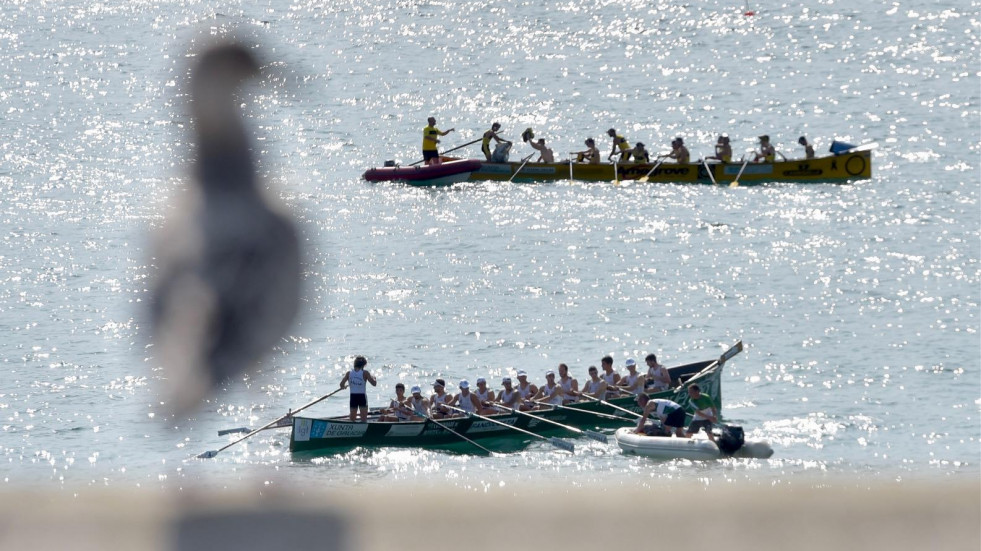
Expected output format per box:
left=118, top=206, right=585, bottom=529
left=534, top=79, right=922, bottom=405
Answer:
left=702, top=159, right=718, bottom=185
left=198, top=387, right=344, bottom=459
left=612, top=158, right=619, bottom=186
left=578, top=394, right=643, bottom=419
left=492, top=402, right=608, bottom=443
left=409, top=137, right=483, bottom=166
left=442, top=405, right=575, bottom=453
left=508, top=153, right=536, bottom=182
left=418, top=411, right=496, bottom=455
left=842, top=142, right=879, bottom=153
left=729, top=158, right=749, bottom=187
left=546, top=400, right=625, bottom=421
left=637, top=157, right=666, bottom=182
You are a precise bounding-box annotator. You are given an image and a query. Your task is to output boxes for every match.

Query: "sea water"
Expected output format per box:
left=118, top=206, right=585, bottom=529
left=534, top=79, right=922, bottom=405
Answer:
left=0, top=0, right=977, bottom=492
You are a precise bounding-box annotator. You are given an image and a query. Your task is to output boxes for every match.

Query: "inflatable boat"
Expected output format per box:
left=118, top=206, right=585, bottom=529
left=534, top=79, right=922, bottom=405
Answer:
left=615, top=427, right=774, bottom=460
left=363, top=159, right=483, bottom=186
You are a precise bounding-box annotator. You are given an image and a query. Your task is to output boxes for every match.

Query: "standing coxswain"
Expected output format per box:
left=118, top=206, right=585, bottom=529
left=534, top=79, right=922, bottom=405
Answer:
left=339, top=356, right=377, bottom=422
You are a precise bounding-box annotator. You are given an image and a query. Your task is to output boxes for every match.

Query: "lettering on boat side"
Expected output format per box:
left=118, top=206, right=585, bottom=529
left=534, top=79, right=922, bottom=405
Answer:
left=520, top=166, right=557, bottom=175
left=782, top=164, right=823, bottom=177
left=386, top=424, right=425, bottom=437
left=310, top=420, right=369, bottom=439
left=468, top=418, right=517, bottom=433
left=294, top=418, right=312, bottom=442
left=475, top=165, right=512, bottom=175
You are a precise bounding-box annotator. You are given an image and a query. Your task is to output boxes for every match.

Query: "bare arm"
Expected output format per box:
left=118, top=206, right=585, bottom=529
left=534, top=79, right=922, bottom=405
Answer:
left=339, top=372, right=349, bottom=389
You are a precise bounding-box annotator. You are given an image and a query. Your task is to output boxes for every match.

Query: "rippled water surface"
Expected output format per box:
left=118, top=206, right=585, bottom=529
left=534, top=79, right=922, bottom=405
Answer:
left=1, top=0, right=978, bottom=491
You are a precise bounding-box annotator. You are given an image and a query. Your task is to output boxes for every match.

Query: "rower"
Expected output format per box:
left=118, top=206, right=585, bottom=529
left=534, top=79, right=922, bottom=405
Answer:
left=529, top=138, right=555, bottom=163
left=600, top=356, right=620, bottom=398
left=753, top=134, right=776, bottom=163
left=378, top=382, right=412, bottom=422
left=644, top=353, right=671, bottom=392
left=496, top=376, right=522, bottom=411
left=515, top=370, right=539, bottom=410
left=430, top=378, right=452, bottom=418
left=473, top=377, right=498, bottom=415
left=534, top=370, right=565, bottom=407
left=406, top=385, right=430, bottom=420
left=452, top=380, right=482, bottom=416
left=578, top=366, right=608, bottom=400
left=618, top=358, right=645, bottom=394
left=666, top=137, right=690, bottom=164
left=556, top=363, right=579, bottom=404
left=706, top=134, right=732, bottom=163
left=629, top=142, right=651, bottom=163
left=575, top=138, right=601, bottom=164
left=607, top=128, right=632, bottom=162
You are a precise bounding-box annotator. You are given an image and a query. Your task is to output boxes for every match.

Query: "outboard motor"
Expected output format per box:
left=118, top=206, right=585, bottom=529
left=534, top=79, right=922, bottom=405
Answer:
left=716, top=425, right=745, bottom=455
left=491, top=142, right=511, bottom=163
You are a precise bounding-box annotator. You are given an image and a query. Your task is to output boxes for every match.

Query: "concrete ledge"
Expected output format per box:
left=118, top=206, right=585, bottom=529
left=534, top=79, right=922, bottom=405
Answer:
left=0, top=483, right=977, bottom=550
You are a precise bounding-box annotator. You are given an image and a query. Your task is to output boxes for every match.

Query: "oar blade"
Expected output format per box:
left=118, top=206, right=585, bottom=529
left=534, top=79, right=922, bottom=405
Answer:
left=550, top=438, right=575, bottom=453
left=584, top=430, right=608, bottom=443
left=217, top=427, right=250, bottom=436
left=197, top=450, right=219, bottom=459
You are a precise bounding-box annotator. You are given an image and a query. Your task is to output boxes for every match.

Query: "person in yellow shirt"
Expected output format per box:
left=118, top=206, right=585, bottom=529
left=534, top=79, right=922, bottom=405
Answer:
left=607, top=128, right=632, bottom=162
left=753, top=135, right=776, bottom=163
left=481, top=122, right=511, bottom=161
left=422, top=116, right=454, bottom=165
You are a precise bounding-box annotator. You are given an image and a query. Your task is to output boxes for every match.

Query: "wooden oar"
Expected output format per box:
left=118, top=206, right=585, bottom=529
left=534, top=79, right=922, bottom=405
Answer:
left=577, top=394, right=644, bottom=419
left=198, top=387, right=345, bottom=459
left=637, top=157, right=667, bottom=183
left=418, top=411, right=496, bottom=455
left=702, top=159, right=718, bottom=185
left=409, top=137, right=482, bottom=166
left=492, top=402, right=608, bottom=443
left=729, top=158, right=749, bottom=187
left=545, top=400, right=625, bottom=421
left=508, top=153, right=536, bottom=182
left=442, top=404, right=575, bottom=453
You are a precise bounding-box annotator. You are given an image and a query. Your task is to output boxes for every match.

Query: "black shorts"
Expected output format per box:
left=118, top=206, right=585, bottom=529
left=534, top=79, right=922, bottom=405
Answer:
left=664, top=408, right=686, bottom=428
left=687, top=419, right=713, bottom=435
left=349, top=393, right=367, bottom=409
left=423, top=150, right=439, bottom=161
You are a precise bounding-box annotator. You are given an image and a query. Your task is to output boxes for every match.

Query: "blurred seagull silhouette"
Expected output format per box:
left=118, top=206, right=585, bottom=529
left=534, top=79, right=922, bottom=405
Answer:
left=149, top=41, right=301, bottom=418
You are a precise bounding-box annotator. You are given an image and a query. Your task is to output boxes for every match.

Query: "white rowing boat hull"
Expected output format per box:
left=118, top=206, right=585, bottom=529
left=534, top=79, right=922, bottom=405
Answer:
left=614, top=428, right=774, bottom=460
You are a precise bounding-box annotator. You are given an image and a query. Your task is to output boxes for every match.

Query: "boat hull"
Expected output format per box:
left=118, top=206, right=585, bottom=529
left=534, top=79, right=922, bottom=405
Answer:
left=461, top=151, right=871, bottom=185
left=615, top=428, right=774, bottom=460
left=289, top=345, right=737, bottom=456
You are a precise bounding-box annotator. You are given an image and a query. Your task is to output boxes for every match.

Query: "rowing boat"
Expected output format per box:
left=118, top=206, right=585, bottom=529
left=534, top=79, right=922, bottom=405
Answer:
left=462, top=149, right=871, bottom=185
left=288, top=342, right=740, bottom=456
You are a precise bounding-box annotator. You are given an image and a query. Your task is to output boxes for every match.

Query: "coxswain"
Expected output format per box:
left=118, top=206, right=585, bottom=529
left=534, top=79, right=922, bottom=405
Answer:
left=339, top=355, right=377, bottom=422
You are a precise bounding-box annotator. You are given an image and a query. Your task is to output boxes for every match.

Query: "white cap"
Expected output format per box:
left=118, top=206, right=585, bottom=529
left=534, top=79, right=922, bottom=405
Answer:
left=625, top=358, right=637, bottom=367
left=410, top=385, right=422, bottom=394
left=476, top=377, right=486, bottom=384
left=545, top=370, right=555, bottom=377
left=517, top=370, right=528, bottom=377
left=459, top=380, right=469, bottom=389
left=501, top=377, right=512, bottom=384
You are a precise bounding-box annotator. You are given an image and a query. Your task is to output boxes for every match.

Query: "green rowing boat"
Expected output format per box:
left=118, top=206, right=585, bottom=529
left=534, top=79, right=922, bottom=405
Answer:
left=289, top=342, right=741, bottom=456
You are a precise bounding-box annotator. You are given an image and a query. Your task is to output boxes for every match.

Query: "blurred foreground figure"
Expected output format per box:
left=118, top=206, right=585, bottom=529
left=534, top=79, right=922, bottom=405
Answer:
left=150, top=42, right=300, bottom=417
